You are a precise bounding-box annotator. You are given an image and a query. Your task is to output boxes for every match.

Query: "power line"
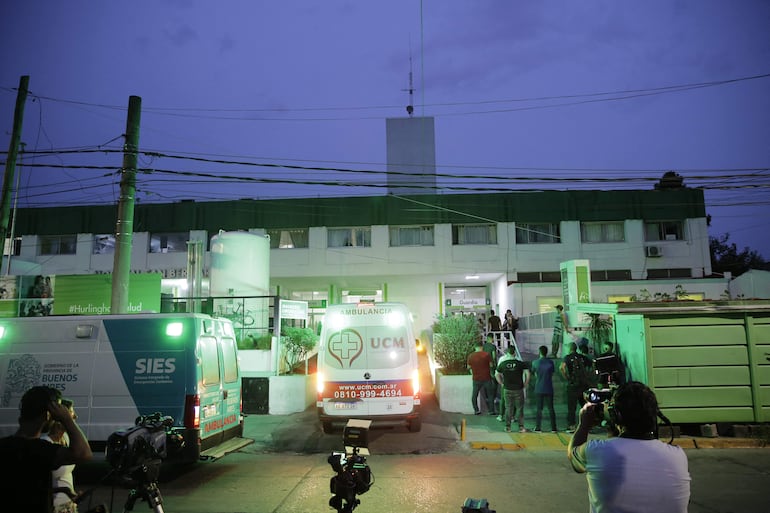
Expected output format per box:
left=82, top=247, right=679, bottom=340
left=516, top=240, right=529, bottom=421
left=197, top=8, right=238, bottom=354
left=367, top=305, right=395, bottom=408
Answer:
left=7, top=72, right=768, bottom=121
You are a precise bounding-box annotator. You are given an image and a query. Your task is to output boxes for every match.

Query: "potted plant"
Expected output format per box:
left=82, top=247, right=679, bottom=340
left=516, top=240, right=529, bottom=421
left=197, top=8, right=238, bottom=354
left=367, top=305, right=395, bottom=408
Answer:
left=431, top=313, right=481, bottom=413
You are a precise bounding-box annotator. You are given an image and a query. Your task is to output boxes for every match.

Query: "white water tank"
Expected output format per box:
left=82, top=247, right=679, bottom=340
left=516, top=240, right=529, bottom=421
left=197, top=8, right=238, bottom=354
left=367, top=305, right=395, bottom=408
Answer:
left=210, top=231, right=270, bottom=297
left=209, top=231, right=270, bottom=344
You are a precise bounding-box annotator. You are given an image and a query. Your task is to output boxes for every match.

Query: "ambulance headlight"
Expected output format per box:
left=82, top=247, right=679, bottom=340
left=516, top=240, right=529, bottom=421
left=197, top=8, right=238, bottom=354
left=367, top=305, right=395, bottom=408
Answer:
left=328, top=313, right=346, bottom=331
left=384, top=311, right=405, bottom=328
left=166, top=322, right=184, bottom=337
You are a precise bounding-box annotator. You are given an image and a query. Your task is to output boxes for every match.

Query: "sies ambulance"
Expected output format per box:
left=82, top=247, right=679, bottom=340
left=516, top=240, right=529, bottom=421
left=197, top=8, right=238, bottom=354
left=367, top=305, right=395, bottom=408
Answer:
left=316, top=302, right=421, bottom=433
left=0, top=313, right=245, bottom=462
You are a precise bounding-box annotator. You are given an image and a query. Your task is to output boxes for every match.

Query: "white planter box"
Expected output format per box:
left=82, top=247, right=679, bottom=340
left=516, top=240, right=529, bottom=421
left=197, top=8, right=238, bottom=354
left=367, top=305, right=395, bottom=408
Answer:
left=238, top=349, right=273, bottom=376
left=436, top=372, right=474, bottom=414
left=268, top=375, right=315, bottom=415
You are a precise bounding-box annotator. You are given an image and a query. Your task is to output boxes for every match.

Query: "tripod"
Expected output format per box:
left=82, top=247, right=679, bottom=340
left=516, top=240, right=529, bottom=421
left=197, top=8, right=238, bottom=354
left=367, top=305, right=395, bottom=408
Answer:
left=121, top=460, right=165, bottom=513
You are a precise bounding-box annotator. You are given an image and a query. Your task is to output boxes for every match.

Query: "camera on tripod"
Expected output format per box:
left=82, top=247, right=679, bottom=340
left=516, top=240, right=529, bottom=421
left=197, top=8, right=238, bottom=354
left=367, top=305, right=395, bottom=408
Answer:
left=328, top=419, right=373, bottom=513
left=105, top=413, right=183, bottom=513
left=106, top=412, right=181, bottom=476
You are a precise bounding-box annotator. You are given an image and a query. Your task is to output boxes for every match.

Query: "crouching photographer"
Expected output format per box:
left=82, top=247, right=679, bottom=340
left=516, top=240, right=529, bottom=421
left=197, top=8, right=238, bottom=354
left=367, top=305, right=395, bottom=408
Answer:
left=567, top=381, right=691, bottom=513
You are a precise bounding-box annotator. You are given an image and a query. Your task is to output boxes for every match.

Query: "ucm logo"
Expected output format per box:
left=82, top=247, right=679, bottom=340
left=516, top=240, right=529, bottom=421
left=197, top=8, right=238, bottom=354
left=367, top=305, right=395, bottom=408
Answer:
left=328, top=329, right=364, bottom=368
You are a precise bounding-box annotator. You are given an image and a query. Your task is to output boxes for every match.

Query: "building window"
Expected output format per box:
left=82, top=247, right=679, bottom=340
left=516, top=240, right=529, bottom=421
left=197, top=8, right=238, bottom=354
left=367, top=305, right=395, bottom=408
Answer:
left=591, top=269, right=632, bottom=281
left=3, top=237, right=21, bottom=257
left=149, top=232, right=188, bottom=253
left=267, top=228, right=309, bottom=249
left=328, top=227, right=371, bottom=248
left=580, top=222, right=625, bottom=243
left=647, top=268, right=692, bottom=279
left=389, top=225, right=434, bottom=247
left=515, top=223, right=561, bottom=244
left=93, top=234, right=115, bottom=255
left=39, top=235, right=76, bottom=255
left=645, top=221, right=684, bottom=241
left=452, top=224, right=497, bottom=245
left=516, top=271, right=561, bottom=283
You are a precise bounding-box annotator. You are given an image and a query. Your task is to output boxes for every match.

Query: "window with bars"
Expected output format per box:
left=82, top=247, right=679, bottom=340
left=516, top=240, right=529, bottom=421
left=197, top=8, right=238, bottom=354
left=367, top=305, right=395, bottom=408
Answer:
left=328, top=227, right=372, bottom=248
left=515, top=223, right=561, bottom=244
left=3, top=237, right=21, bottom=257
left=267, top=228, right=309, bottom=249
left=580, top=222, right=625, bottom=243
left=389, top=225, right=434, bottom=247
left=452, top=224, right=497, bottom=245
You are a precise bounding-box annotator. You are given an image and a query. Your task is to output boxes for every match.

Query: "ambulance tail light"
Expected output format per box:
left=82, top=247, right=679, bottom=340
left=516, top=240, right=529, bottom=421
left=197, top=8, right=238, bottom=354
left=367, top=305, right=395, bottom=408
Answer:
left=412, top=369, right=420, bottom=397
left=184, top=394, right=200, bottom=429
left=316, top=372, right=325, bottom=395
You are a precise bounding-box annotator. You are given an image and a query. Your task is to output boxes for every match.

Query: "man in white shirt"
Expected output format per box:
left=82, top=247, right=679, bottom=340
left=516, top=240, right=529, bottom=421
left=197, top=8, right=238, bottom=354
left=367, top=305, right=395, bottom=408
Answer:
left=568, top=381, right=690, bottom=513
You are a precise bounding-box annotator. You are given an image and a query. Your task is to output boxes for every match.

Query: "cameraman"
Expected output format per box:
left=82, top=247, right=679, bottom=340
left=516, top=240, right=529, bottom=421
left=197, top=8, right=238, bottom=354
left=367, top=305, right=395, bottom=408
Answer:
left=567, top=382, right=690, bottom=513
left=0, top=386, right=93, bottom=513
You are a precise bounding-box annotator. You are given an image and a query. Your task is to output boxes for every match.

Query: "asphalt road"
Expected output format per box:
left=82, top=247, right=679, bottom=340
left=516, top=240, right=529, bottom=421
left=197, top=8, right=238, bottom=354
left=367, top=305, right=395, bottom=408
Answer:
left=74, top=445, right=770, bottom=513
left=70, top=386, right=770, bottom=513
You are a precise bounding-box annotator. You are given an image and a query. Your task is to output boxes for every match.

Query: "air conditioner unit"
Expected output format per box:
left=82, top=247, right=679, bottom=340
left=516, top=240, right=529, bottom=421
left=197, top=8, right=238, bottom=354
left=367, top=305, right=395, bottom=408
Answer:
left=646, top=245, right=663, bottom=257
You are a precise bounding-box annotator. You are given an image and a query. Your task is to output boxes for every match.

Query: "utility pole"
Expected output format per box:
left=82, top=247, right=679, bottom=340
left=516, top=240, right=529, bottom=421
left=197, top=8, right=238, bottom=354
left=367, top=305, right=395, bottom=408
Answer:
left=111, top=95, right=141, bottom=314
left=0, top=75, right=30, bottom=254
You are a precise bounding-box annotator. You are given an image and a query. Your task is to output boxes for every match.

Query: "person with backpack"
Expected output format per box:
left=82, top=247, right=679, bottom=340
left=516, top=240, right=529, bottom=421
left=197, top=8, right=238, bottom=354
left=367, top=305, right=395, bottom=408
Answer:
left=560, top=340, right=595, bottom=432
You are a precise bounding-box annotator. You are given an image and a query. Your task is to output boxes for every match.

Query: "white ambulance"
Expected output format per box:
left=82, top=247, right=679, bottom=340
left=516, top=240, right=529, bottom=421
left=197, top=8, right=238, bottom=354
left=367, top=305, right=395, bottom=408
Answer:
left=316, top=302, right=421, bottom=433
left=0, top=313, right=244, bottom=462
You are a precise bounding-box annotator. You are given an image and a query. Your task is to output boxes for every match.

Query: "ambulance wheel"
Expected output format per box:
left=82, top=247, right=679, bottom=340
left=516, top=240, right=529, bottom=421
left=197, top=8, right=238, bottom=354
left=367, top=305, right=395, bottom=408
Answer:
left=322, top=421, right=333, bottom=434
left=407, top=417, right=422, bottom=433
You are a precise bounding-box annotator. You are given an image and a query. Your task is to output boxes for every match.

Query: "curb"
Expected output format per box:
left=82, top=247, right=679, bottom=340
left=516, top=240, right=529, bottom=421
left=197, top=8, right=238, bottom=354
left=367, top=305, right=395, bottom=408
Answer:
left=463, top=430, right=769, bottom=451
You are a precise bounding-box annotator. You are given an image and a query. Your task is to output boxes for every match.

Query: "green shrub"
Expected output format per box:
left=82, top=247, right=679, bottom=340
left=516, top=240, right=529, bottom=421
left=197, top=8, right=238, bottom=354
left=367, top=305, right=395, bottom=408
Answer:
left=281, top=326, right=318, bottom=374
left=432, top=314, right=481, bottom=375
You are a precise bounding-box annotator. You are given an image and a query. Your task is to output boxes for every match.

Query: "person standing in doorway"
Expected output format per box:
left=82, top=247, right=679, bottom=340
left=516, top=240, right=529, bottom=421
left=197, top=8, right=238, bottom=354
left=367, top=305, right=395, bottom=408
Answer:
left=551, top=305, right=571, bottom=358
left=502, top=309, right=518, bottom=343
left=488, top=309, right=502, bottom=335
left=468, top=340, right=496, bottom=415
left=531, top=345, right=558, bottom=433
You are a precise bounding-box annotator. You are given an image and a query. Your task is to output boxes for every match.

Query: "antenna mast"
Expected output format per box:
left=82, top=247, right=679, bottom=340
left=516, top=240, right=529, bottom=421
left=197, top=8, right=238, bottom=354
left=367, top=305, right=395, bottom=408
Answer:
left=402, top=49, right=415, bottom=117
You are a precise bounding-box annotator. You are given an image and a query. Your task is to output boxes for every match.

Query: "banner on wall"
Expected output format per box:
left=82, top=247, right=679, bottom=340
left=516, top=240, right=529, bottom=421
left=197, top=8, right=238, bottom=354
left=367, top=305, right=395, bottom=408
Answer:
left=0, top=273, right=162, bottom=318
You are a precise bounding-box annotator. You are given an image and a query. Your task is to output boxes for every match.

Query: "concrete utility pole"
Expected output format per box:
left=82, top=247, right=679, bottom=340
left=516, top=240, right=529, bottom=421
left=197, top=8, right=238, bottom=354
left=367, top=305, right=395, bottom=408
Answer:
left=111, top=95, right=141, bottom=314
left=0, top=75, right=30, bottom=253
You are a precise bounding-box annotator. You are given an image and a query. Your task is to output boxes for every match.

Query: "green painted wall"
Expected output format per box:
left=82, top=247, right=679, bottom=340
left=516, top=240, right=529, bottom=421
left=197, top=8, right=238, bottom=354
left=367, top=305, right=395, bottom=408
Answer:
left=619, top=308, right=770, bottom=424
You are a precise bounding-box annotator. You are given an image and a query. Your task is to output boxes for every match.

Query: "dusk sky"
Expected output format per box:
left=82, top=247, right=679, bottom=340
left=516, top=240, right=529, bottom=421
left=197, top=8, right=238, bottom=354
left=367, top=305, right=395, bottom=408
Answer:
left=1, top=1, right=769, bottom=257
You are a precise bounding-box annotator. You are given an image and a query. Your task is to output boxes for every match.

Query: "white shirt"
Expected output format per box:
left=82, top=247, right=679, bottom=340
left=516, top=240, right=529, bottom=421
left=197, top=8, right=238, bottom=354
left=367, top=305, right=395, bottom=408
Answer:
left=582, top=437, right=690, bottom=513
left=41, top=432, right=76, bottom=509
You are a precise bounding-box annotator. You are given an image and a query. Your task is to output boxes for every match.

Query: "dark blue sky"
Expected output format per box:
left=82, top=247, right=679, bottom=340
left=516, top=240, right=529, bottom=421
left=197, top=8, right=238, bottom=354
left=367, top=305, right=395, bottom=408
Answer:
left=1, top=1, right=769, bottom=256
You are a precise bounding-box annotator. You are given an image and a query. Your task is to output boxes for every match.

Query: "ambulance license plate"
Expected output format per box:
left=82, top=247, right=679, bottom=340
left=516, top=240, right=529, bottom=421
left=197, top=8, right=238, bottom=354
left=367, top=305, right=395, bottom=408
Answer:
left=333, top=402, right=358, bottom=410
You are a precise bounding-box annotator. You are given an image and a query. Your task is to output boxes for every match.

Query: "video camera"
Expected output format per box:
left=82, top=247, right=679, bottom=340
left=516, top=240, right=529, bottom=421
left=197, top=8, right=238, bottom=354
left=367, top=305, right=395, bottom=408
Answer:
left=328, top=419, right=373, bottom=513
left=584, top=387, right=614, bottom=424
left=105, top=412, right=182, bottom=477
